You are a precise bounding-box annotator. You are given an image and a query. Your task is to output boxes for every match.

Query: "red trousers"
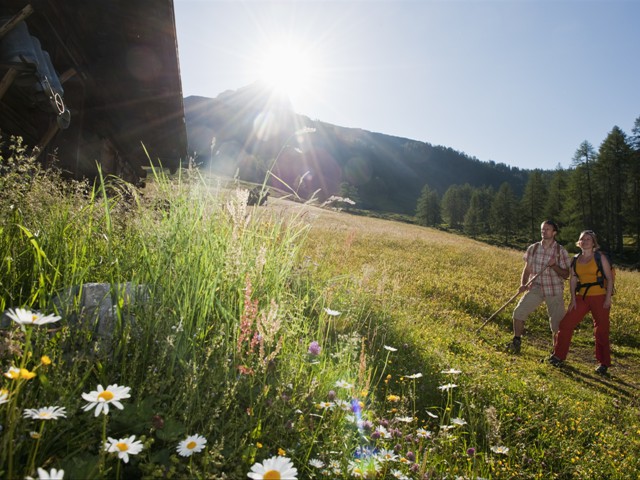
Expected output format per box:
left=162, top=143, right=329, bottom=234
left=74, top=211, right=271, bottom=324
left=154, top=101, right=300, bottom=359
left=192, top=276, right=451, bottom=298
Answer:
left=554, top=295, right=611, bottom=367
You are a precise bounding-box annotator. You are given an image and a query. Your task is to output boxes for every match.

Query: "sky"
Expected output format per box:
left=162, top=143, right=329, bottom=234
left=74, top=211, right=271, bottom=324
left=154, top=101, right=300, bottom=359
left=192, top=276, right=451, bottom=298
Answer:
left=174, top=0, right=640, bottom=171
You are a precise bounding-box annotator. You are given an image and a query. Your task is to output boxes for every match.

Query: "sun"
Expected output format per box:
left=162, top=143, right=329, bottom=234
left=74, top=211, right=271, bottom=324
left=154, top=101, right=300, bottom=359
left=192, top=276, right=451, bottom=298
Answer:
left=257, top=40, right=317, bottom=100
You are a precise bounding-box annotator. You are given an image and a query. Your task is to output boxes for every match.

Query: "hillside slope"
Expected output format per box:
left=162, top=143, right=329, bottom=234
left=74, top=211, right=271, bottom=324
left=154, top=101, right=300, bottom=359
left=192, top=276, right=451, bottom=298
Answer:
left=265, top=194, right=640, bottom=476
left=184, top=85, right=530, bottom=214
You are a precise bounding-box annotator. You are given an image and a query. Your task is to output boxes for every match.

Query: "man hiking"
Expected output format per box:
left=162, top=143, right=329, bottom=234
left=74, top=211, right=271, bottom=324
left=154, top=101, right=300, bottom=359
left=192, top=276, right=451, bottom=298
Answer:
left=506, top=220, right=570, bottom=353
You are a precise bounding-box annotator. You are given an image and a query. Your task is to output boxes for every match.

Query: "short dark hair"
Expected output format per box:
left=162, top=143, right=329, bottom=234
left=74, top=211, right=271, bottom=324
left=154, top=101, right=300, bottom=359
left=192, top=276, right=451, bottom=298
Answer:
left=543, top=220, right=559, bottom=232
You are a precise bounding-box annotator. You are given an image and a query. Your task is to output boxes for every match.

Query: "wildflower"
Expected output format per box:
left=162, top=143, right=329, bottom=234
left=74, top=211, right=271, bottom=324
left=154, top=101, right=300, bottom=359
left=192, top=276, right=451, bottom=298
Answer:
left=425, top=410, right=438, bottom=418
left=491, top=445, right=509, bottom=455
left=247, top=455, right=298, bottom=479
left=25, top=467, right=64, bottom=480
left=405, top=373, right=422, bottom=379
left=105, top=435, right=144, bottom=463
left=396, top=416, right=414, bottom=423
left=374, top=425, right=392, bottom=439
left=30, top=431, right=42, bottom=439
left=377, top=448, right=398, bottom=462
left=391, top=470, right=409, bottom=479
left=451, top=417, right=467, bottom=426
left=278, top=448, right=286, bottom=456
left=0, top=389, right=9, bottom=404
left=441, top=368, right=462, bottom=375
left=317, top=401, right=335, bottom=410
left=309, top=458, right=324, bottom=469
left=335, top=379, right=353, bottom=389
left=23, top=406, right=67, bottom=420
left=308, top=341, right=321, bottom=356
left=40, top=355, right=52, bottom=366
left=6, top=308, right=61, bottom=328
left=416, top=428, right=432, bottom=439
left=323, top=308, right=341, bottom=316
left=438, top=383, right=457, bottom=391
left=467, top=447, right=476, bottom=456
left=386, top=394, right=401, bottom=402
left=4, top=366, right=36, bottom=380
left=383, top=345, right=398, bottom=352
left=82, top=384, right=131, bottom=416
left=176, top=434, right=207, bottom=457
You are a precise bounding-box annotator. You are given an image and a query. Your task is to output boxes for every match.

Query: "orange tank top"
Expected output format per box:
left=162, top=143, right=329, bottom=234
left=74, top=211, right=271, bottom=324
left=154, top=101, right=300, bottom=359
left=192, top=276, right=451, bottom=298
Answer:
left=575, top=256, right=607, bottom=296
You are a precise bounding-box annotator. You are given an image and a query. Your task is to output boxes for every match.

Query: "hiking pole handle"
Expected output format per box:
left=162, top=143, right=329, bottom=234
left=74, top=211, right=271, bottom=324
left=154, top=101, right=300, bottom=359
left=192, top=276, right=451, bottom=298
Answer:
left=475, top=266, right=549, bottom=333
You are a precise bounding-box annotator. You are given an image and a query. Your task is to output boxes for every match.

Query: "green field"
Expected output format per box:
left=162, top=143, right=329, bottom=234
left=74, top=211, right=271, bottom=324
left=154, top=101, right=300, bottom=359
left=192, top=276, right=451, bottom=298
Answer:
left=1, top=158, right=638, bottom=479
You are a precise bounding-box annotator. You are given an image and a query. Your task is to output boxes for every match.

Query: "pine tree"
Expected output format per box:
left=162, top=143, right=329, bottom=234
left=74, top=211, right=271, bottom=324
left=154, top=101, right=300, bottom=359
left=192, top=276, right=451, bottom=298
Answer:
left=415, top=184, right=442, bottom=227
left=491, top=182, right=518, bottom=244
left=520, top=170, right=548, bottom=242
left=442, top=184, right=472, bottom=229
left=595, top=126, right=632, bottom=253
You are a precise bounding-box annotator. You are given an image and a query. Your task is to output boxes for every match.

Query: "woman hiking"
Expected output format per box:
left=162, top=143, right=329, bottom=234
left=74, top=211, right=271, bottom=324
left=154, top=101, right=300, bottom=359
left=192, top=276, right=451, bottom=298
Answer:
left=548, top=230, right=614, bottom=375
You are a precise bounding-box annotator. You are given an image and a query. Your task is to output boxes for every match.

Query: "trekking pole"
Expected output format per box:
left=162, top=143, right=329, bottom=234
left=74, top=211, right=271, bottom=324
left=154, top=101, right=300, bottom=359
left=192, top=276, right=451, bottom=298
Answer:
left=475, top=266, right=550, bottom=333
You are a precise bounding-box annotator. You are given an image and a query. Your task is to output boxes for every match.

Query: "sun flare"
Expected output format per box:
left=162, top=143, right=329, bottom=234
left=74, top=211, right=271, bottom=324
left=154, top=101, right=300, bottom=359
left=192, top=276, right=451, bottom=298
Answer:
left=257, top=40, right=317, bottom=100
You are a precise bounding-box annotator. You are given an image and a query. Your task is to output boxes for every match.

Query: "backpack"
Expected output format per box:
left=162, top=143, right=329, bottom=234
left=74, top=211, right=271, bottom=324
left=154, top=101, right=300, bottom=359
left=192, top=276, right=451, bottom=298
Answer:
left=570, top=250, right=616, bottom=299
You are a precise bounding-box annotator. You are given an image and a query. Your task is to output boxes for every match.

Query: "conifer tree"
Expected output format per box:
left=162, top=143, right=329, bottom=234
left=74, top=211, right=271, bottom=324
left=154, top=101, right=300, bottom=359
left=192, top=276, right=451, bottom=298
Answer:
left=491, top=182, right=518, bottom=244
left=520, top=170, right=548, bottom=242
left=415, top=184, right=442, bottom=227
left=596, top=126, right=632, bottom=253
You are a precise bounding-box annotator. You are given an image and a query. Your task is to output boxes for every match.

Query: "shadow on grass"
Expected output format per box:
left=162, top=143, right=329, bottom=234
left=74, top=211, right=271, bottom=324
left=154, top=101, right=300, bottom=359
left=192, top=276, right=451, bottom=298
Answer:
left=555, top=363, right=639, bottom=400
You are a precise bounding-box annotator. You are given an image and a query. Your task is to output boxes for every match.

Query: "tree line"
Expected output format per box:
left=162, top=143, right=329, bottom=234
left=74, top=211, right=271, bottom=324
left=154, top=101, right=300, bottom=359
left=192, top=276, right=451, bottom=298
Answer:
left=415, top=117, right=640, bottom=265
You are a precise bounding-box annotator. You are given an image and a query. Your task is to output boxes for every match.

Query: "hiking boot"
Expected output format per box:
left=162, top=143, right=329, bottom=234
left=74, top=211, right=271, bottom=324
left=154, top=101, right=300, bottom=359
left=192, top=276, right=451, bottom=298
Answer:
left=595, top=364, right=608, bottom=376
left=505, top=337, right=521, bottom=354
left=547, top=355, right=563, bottom=367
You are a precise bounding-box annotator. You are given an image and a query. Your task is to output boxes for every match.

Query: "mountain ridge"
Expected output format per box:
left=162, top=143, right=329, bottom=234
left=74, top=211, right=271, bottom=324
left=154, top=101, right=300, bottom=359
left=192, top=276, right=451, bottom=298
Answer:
left=184, top=84, right=530, bottom=215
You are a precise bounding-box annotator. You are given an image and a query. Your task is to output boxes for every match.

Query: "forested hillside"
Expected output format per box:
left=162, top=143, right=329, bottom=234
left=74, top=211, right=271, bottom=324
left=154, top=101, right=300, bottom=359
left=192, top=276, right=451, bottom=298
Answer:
left=183, top=84, right=528, bottom=214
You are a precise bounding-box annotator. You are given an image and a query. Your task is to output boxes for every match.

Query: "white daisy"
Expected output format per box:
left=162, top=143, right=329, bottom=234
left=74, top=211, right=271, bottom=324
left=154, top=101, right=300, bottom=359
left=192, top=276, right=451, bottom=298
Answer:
left=105, top=435, right=144, bottom=463
left=425, top=410, right=439, bottom=418
left=395, top=416, right=414, bottom=423
left=416, top=428, right=432, bottom=439
left=323, top=308, right=341, bottom=316
left=247, top=455, right=298, bottom=479
left=25, top=467, right=64, bottom=480
left=438, top=383, right=457, bottom=391
left=335, top=379, right=353, bottom=389
left=451, top=417, right=467, bottom=426
left=23, top=406, right=67, bottom=420
left=317, top=401, right=335, bottom=410
left=391, top=470, right=409, bottom=480
left=491, top=445, right=510, bottom=455
left=6, top=308, right=61, bottom=327
left=0, top=389, right=9, bottom=405
left=374, top=425, right=392, bottom=439
left=309, top=458, right=324, bottom=469
left=82, top=384, right=131, bottom=416
left=377, top=448, right=398, bottom=462
left=383, top=345, right=398, bottom=352
left=404, top=373, right=423, bottom=379
left=440, top=368, right=462, bottom=375
left=176, top=434, right=207, bottom=457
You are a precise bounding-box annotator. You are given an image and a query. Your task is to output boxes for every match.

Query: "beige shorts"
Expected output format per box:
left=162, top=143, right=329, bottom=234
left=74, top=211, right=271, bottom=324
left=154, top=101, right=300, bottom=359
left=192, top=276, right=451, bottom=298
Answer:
left=513, top=285, right=566, bottom=333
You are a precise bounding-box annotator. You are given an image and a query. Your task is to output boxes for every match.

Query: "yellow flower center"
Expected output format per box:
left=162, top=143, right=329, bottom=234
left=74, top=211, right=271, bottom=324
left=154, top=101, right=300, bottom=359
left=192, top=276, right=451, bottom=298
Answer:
left=116, top=442, right=129, bottom=452
left=186, top=441, right=197, bottom=450
left=38, top=412, right=50, bottom=418
left=31, top=315, right=38, bottom=323
left=98, top=391, right=115, bottom=401
left=263, top=471, right=281, bottom=480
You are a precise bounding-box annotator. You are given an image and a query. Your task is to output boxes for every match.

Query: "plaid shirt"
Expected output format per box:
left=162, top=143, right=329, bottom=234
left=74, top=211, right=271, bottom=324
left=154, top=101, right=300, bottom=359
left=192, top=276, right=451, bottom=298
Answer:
left=524, top=241, right=570, bottom=297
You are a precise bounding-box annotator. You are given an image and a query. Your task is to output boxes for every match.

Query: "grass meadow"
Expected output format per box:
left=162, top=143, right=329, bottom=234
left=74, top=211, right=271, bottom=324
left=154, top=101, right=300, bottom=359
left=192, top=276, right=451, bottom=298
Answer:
left=1, top=141, right=639, bottom=479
